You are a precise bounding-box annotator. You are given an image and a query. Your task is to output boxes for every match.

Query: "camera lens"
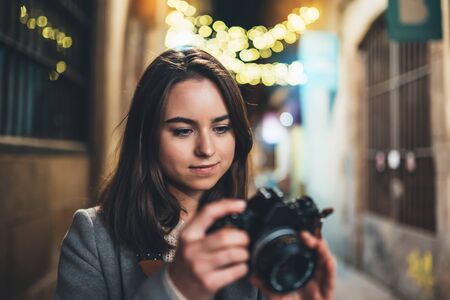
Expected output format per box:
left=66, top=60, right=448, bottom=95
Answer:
left=271, top=250, right=316, bottom=291
left=252, top=228, right=317, bottom=293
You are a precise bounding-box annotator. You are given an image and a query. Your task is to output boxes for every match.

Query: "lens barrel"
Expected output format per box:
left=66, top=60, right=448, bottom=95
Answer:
left=252, top=228, right=317, bottom=293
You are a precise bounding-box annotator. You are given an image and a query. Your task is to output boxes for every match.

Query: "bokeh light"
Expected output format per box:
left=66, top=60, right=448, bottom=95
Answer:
left=164, top=0, right=319, bottom=86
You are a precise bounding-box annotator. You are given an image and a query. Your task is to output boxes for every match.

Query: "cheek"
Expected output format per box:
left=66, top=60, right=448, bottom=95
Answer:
left=159, top=134, right=188, bottom=168
left=219, top=136, right=236, bottom=164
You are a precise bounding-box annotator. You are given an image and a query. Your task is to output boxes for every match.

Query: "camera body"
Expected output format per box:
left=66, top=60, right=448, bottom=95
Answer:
left=207, top=187, right=332, bottom=293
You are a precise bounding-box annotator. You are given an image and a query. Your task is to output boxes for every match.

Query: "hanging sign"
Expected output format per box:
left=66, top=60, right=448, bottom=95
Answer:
left=387, top=0, right=442, bottom=41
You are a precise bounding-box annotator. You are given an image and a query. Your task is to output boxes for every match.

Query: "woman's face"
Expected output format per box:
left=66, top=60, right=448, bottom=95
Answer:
left=159, top=78, right=236, bottom=199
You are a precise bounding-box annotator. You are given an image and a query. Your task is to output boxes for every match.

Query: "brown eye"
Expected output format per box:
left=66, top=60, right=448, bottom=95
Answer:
left=172, top=128, right=194, bottom=137
left=213, top=125, right=231, bottom=135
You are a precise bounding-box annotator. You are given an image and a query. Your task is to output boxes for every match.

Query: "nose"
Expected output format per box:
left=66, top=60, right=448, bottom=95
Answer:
left=195, top=130, right=216, bottom=157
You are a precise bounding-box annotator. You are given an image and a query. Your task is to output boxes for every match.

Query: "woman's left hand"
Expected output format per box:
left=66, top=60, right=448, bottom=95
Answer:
left=250, top=231, right=336, bottom=300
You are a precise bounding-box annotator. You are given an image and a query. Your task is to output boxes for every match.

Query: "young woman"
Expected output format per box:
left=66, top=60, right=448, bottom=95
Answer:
left=55, top=48, right=335, bottom=300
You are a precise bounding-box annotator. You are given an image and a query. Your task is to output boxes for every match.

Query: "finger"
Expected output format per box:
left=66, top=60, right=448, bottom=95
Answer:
left=322, top=257, right=336, bottom=299
left=202, top=228, right=250, bottom=252
left=201, top=263, right=248, bottom=292
left=299, top=231, right=323, bottom=278
left=183, top=199, right=246, bottom=241
left=203, top=247, right=249, bottom=271
left=300, top=232, right=336, bottom=299
left=299, top=231, right=319, bottom=249
left=317, top=244, right=335, bottom=299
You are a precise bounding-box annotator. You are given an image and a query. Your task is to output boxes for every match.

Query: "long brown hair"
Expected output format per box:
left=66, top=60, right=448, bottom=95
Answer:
left=98, top=48, right=253, bottom=254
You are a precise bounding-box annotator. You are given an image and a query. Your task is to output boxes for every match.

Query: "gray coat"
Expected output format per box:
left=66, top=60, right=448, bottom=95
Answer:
left=55, top=208, right=261, bottom=300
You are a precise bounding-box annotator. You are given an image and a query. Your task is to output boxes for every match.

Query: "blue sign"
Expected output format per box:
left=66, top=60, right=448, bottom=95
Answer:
left=298, top=31, right=339, bottom=123
left=387, top=0, right=442, bottom=41
left=299, top=32, right=339, bottom=91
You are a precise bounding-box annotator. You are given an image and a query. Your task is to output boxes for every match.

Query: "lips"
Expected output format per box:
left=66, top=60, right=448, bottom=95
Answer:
left=189, top=162, right=219, bottom=175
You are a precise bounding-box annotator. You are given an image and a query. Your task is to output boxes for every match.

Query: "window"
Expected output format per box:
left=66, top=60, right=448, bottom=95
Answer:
left=360, top=16, right=436, bottom=232
left=0, top=0, right=94, bottom=145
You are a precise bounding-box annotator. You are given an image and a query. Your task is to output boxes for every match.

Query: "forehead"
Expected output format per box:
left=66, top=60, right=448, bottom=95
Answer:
left=164, top=78, right=229, bottom=119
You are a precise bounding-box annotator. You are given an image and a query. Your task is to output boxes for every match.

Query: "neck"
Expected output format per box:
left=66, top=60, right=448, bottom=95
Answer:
left=167, top=186, right=203, bottom=223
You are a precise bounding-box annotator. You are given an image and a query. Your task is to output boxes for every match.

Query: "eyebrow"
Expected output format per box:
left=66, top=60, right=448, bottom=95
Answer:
left=164, top=114, right=230, bottom=125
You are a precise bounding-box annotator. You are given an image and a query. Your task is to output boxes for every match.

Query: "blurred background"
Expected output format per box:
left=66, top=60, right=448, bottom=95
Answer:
left=1, top=0, right=450, bottom=299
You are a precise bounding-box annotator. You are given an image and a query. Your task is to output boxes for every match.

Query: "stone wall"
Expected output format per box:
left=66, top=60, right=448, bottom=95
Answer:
left=339, top=0, right=450, bottom=299
left=0, top=154, right=90, bottom=299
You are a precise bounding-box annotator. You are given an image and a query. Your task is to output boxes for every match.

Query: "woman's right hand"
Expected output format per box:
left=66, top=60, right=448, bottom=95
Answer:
left=168, top=199, right=250, bottom=300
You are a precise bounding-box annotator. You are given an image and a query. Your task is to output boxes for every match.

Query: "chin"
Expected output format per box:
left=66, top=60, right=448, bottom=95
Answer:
left=186, top=177, right=221, bottom=192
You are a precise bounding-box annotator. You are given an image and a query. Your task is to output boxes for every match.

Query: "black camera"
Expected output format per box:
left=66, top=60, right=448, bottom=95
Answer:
left=207, top=187, right=333, bottom=294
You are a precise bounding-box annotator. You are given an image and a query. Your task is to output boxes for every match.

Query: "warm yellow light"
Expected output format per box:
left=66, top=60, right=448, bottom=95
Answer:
left=164, top=0, right=318, bottom=86
left=235, top=73, right=246, bottom=85
left=271, top=24, right=287, bottom=40
left=56, top=61, right=67, bottom=73
left=241, top=72, right=251, bottom=84
left=204, top=15, right=213, bottom=26
left=204, top=38, right=221, bottom=56
left=262, top=33, right=275, bottom=48
left=37, top=16, right=48, bottom=27
left=308, top=7, right=320, bottom=22
left=62, top=36, right=73, bottom=48
left=198, top=16, right=207, bottom=26
left=262, top=75, right=275, bottom=86
left=185, top=5, right=196, bottom=17
left=56, top=32, right=66, bottom=44
left=49, top=71, right=59, bottom=81
left=284, top=31, right=297, bottom=44
left=27, top=18, right=36, bottom=29
left=253, top=36, right=265, bottom=49
left=287, top=13, right=305, bottom=32
left=239, top=49, right=260, bottom=62
left=241, top=39, right=249, bottom=51
left=20, top=5, right=27, bottom=18
left=230, top=58, right=245, bottom=73
left=239, top=75, right=251, bottom=85
left=191, top=34, right=205, bottom=48
left=196, top=15, right=213, bottom=26
left=219, top=42, right=228, bottom=51
left=249, top=48, right=260, bottom=61
left=301, top=7, right=320, bottom=24
left=260, top=48, right=272, bottom=59
left=166, top=11, right=184, bottom=26
left=198, top=25, right=212, bottom=37
left=272, top=41, right=284, bottom=53
left=42, top=27, right=52, bottom=38
left=212, top=20, right=227, bottom=32
left=176, top=0, right=189, bottom=13
left=239, top=49, right=252, bottom=62
left=289, top=61, right=304, bottom=73
left=274, top=63, right=288, bottom=77
left=168, top=0, right=179, bottom=8
left=223, top=49, right=236, bottom=58
left=247, top=28, right=262, bottom=41
left=300, top=7, right=309, bottom=16
left=256, top=26, right=268, bottom=33
left=249, top=77, right=261, bottom=85
left=183, top=18, right=196, bottom=31
left=228, top=39, right=243, bottom=52
left=50, top=29, right=57, bottom=40
left=20, top=15, right=29, bottom=24
left=216, top=30, right=229, bottom=42
left=242, top=64, right=261, bottom=83
left=228, top=26, right=245, bottom=39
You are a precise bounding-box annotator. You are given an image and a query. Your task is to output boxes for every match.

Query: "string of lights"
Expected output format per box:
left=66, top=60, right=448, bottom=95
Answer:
left=19, top=5, right=71, bottom=81
left=164, top=0, right=320, bottom=86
